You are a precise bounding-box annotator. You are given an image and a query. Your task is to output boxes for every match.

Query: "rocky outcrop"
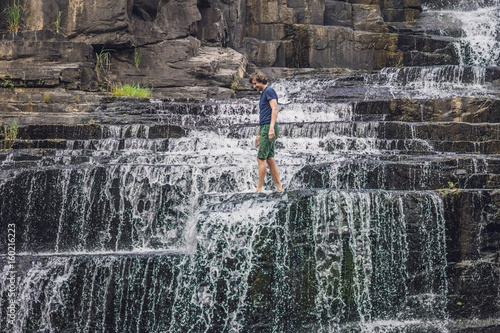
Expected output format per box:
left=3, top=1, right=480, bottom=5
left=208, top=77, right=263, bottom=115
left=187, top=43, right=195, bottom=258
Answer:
left=23, top=0, right=200, bottom=45
left=244, top=0, right=395, bottom=69
left=0, top=0, right=246, bottom=98
left=0, top=31, right=97, bottom=90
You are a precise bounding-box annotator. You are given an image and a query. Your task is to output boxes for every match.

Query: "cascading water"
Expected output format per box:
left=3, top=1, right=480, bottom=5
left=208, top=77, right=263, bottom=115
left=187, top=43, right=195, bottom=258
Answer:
left=366, top=0, right=500, bottom=100
left=1, top=2, right=500, bottom=333
left=453, top=5, right=500, bottom=66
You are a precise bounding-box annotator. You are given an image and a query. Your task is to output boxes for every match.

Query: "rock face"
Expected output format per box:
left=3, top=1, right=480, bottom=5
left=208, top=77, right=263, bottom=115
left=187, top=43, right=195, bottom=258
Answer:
left=243, top=0, right=435, bottom=69
left=0, top=0, right=461, bottom=97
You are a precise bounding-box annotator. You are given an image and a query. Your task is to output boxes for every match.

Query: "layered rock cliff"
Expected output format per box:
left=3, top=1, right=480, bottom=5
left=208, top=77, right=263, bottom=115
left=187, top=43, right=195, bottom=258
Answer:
left=0, top=0, right=456, bottom=98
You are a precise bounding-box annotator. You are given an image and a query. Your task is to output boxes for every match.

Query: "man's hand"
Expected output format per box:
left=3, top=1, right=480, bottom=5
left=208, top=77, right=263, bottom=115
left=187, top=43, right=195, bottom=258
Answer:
left=255, top=135, right=260, bottom=147
left=268, top=127, right=275, bottom=140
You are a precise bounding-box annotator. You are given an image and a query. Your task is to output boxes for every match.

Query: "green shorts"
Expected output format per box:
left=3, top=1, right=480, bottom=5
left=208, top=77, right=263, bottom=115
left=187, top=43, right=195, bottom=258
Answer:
left=258, top=124, right=279, bottom=160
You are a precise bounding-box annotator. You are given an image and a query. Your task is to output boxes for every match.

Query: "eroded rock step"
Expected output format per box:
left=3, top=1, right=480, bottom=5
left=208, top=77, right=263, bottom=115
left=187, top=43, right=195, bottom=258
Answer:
left=8, top=121, right=498, bottom=141
left=233, top=121, right=500, bottom=141
left=1, top=157, right=498, bottom=254
left=0, top=149, right=498, bottom=190
left=5, top=137, right=499, bottom=156
left=1, top=94, right=500, bottom=125
left=0, top=36, right=97, bottom=90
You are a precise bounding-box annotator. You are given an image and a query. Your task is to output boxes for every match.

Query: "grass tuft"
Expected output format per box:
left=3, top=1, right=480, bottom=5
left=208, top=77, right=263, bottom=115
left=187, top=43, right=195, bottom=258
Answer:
left=111, top=83, right=151, bottom=98
left=1, top=118, right=18, bottom=150
left=55, top=10, right=62, bottom=33
left=3, top=1, right=23, bottom=33
left=95, top=48, right=112, bottom=72
left=134, top=47, right=143, bottom=69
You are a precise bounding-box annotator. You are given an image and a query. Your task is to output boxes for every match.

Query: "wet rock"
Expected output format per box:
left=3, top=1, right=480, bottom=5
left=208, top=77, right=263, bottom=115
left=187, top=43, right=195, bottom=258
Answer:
left=443, top=190, right=500, bottom=323
left=354, top=97, right=500, bottom=123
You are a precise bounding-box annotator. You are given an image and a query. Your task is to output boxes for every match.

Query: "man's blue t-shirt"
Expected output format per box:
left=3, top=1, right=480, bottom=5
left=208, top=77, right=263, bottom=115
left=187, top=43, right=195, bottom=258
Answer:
left=259, top=86, right=278, bottom=125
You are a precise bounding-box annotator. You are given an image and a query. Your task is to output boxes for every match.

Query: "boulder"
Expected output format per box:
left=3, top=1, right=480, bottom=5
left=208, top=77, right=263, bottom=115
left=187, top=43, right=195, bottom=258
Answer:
left=352, top=4, right=389, bottom=33
left=0, top=38, right=97, bottom=90
left=107, top=45, right=247, bottom=94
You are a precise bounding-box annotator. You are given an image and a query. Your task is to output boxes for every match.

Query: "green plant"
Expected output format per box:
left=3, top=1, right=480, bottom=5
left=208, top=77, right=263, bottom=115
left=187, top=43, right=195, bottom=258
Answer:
left=1, top=118, right=18, bottom=150
left=230, top=77, right=242, bottom=91
left=134, top=47, right=143, bottom=69
left=111, top=83, right=151, bottom=98
left=44, top=94, right=51, bottom=103
left=3, top=1, right=24, bottom=33
left=95, top=48, right=113, bottom=72
left=446, top=181, right=460, bottom=194
left=1, top=74, right=14, bottom=89
left=55, top=10, right=62, bottom=33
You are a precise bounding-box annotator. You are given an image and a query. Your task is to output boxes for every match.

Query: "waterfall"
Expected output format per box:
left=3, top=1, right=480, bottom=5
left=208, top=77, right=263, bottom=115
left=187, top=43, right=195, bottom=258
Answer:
left=1, top=94, right=498, bottom=331
left=370, top=0, right=500, bottom=99
left=2, top=1, right=500, bottom=332
left=364, top=66, right=489, bottom=99
left=452, top=4, right=500, bottom=66
left=1, top=190, right=449, bottom=333
left=1, top=96, right=496, bottom=331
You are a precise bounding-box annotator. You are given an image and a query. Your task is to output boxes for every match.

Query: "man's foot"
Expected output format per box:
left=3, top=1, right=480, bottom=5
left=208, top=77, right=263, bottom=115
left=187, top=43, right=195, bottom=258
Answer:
left=276, top=187, right=284, bottom=192
left=256, top=187, right=263, bottom=192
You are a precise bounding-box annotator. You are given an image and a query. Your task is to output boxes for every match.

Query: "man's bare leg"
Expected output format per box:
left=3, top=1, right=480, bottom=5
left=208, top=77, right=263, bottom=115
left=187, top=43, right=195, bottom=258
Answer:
left=267, top=157, right=283, bottom=191
left=256, top=158, right=267, bottom=192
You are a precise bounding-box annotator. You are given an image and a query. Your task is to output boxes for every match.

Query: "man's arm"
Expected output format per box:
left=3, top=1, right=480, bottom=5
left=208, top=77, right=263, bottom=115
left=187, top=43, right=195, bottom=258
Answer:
left=268, top=99, right=278, bottom=140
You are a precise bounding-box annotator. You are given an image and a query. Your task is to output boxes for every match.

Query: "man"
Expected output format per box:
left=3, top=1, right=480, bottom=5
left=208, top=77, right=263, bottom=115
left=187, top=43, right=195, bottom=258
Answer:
left=249, top=73, right=284, bottom=192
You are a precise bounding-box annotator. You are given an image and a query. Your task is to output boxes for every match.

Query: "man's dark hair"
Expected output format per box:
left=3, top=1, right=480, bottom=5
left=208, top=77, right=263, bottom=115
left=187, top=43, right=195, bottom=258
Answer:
left=249, top=73, right=268, bottom=84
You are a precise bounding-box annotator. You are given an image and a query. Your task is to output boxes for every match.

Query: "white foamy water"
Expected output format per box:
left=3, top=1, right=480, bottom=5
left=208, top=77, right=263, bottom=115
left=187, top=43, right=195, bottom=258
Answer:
left=452, top=6, right=500, bottom=66
left=364, top=65, right=491, bottom=99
